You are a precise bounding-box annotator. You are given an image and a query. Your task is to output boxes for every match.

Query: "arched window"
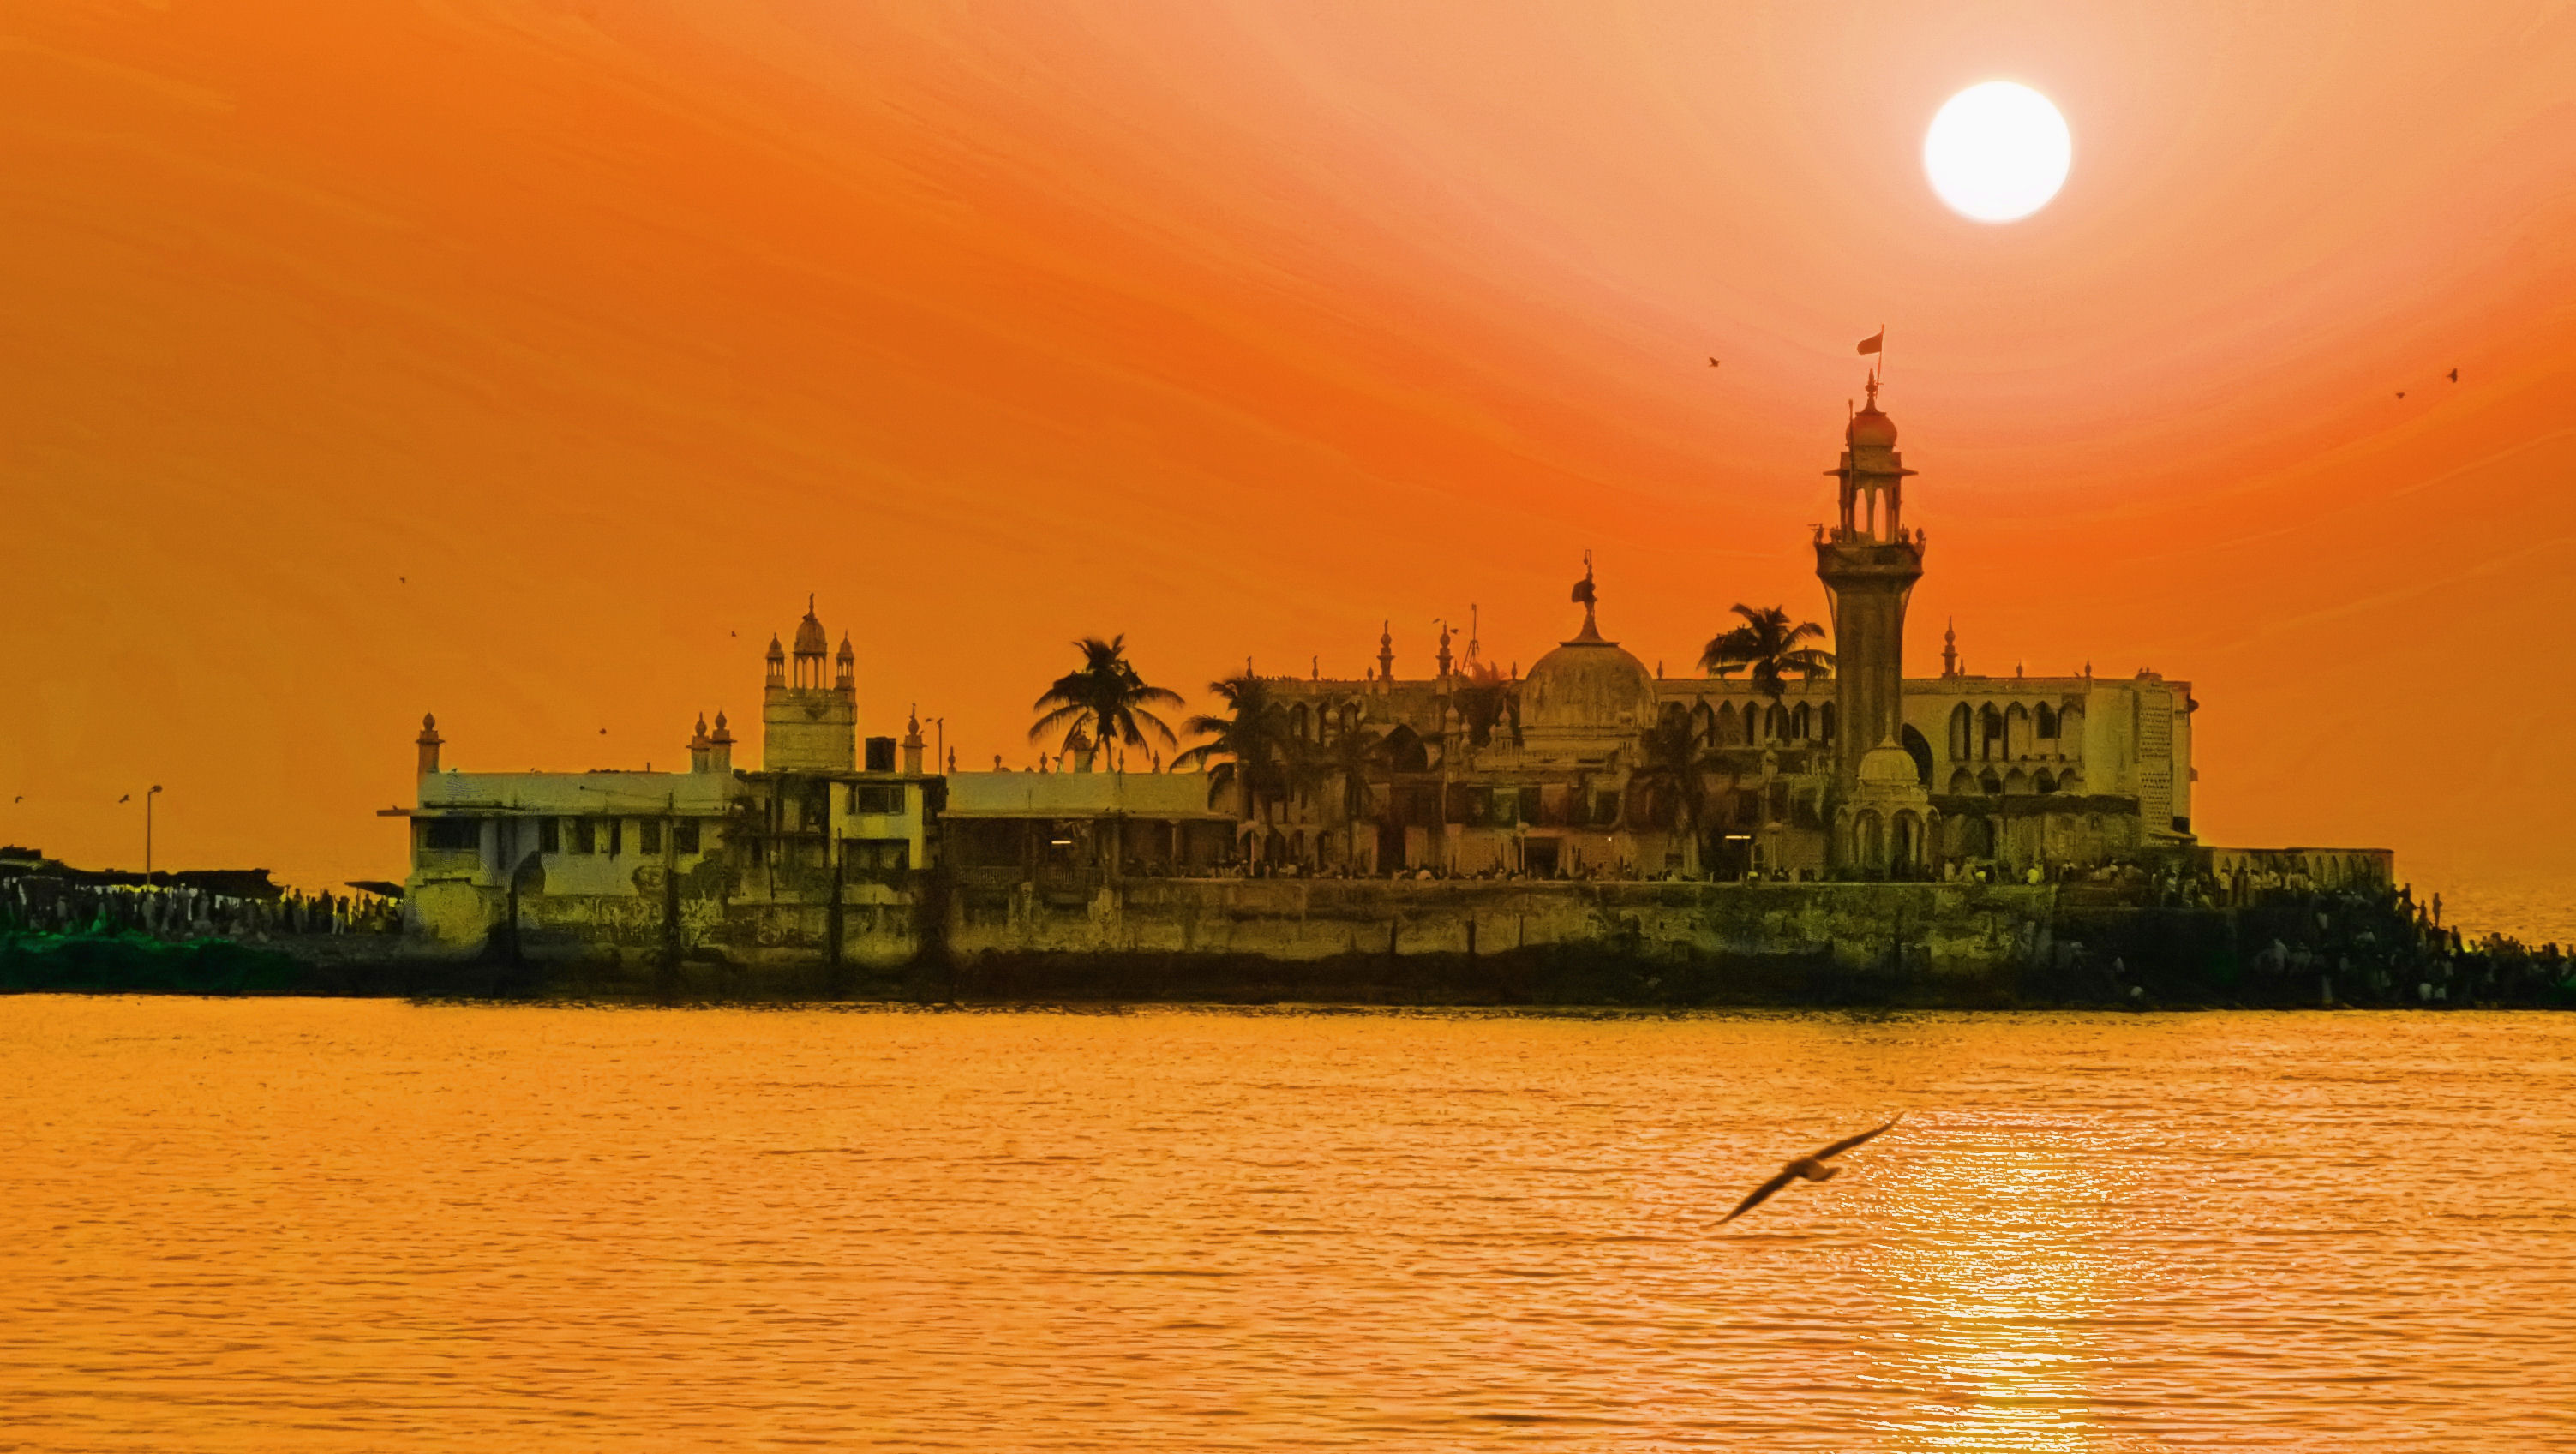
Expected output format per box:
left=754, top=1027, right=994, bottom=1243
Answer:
left=1289, top=704, right=1309, bottom=741
left=1980, top=704, right=2004, bottom=761
left=1949, top=703, right=1973, bottom=761
left=1820, top=703, right=1837, bottom=743
left=1791, top=703, right=1810, bottom=739
left=1693, top=700, right=1718, bottom=745
left=2036, top=703, right=2058, bottom=739
left=1717, top=702, right=1740, bottom=746
left=2059, top=706, right=2084, bottom=754
left=2034, top=769, right=2057, bottom=793
left=1765, top=704, right=1789, bottom=742
left=2005, top=703, right=2031, bottom=759
left=1978, top=768, right=2004, bottom=796
left=1948, top=769, right=1976, bottom=796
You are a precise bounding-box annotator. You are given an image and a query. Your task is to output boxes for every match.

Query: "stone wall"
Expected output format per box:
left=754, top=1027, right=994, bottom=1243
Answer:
left=949, top=878, right=2052, bottom=978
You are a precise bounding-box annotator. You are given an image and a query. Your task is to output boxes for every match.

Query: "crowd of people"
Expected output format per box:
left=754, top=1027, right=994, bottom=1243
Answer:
left=0, top=874, right=402, bottom=942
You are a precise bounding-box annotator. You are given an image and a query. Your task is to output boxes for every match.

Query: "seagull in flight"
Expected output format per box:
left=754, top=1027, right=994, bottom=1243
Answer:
left=1720, top=1114, right=1903, bottom=1224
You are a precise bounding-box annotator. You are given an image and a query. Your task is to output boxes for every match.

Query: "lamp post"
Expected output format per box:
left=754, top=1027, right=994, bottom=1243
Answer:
left=144, top=784, right=164, bottom=877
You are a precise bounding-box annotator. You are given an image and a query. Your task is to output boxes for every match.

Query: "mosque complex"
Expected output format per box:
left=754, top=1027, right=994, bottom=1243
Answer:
left=394, top=380, right=2358, bottom=962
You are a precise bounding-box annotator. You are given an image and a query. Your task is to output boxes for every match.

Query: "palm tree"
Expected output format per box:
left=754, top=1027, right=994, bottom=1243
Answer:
left=1171, top=674, right=1288, bottom=815
left=1319, top=721, right=1386, bottom=869
left=1632, top=703, right=1719, bottom=875
left=1699, top=604, right=1834, bottom=702
left=1029, top=636, right=1182, bottom=768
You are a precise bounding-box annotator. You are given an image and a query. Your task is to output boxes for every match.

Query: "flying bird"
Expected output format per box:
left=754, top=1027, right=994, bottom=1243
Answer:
left=1708, top=356, right=1722, bottom=368
left=2449, top=368, right=2459, bottom=382
left=117, top=793, right=129, bottom=804
left=398, top=576, right=407, bottom=584
left=1720, top=1114, right=1904, bottom=1224
left=2396, top=392, right=2405, bottom=398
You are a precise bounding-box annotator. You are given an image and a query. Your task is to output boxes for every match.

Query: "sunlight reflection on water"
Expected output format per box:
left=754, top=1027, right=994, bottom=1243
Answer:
left=0, top=1000, right=2569, bottom=1451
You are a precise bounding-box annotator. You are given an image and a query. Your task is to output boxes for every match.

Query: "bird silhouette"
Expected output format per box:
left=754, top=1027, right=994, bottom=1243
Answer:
left=398, top=576, right=407, bottom=584
left=2396, top=392, right=2405, bottom=398
left=1721, top=1114, right=1903, bottom=1224
left=10, top=795, right=21, bottom=804
left=2449, top=368, right=2459, bottom=382
left=117, top=793, right=130, bottom=804
left=1707, top=356, right=1722, bottom=368
left=599, top=727, right=608, bottom=734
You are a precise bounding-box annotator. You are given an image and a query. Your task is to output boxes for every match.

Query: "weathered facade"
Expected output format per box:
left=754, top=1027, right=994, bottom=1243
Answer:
left=397, top=601, right=938, bottom=964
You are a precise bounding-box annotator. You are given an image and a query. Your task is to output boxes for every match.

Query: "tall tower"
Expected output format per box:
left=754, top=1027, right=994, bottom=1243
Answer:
left=761, top=595, right=858, bottom=771
left=1815, top=375, right=1924, bottom=784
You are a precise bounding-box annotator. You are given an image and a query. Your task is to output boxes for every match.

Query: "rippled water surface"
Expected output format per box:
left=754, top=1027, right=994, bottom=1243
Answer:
left=3, top=1000, right=2572, bottom=1451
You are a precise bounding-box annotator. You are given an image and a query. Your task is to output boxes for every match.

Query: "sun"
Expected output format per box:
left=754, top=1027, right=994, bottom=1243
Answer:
left=1923, top=81, right=2070, bottom=223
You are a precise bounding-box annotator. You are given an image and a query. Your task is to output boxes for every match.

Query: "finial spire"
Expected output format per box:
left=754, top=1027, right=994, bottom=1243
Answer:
left=1568, top=551, right=1602, bottom=642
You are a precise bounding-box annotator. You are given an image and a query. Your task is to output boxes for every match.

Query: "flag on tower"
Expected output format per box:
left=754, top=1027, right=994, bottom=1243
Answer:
left=1857, top=328, right=1884, bottom=355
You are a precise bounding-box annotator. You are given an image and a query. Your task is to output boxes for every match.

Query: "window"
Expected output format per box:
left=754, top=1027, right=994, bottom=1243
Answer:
left=422, top=818, right=479, bottom=852
left=639, top=819, right=662, bottom=856
left=848, top=838, right=911, bottom=877
left=539, top=817, right=560, bottom=854
left=674, top=819, right=701, bottom=855
left=854, top=784, right=905, bottom=816
left=1594, top=791, right=1620, bottom=824
left=566, top=817, right=593, bottom=854
left=608, top=818, right=623, bottom=856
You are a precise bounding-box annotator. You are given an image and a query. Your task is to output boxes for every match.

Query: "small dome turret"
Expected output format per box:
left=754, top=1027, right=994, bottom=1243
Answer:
left=792, top=594, right=829, bottom=657
left=1848, top=375, right=1897, bottom=449
left=1858, top=739, right=1919, bottom=787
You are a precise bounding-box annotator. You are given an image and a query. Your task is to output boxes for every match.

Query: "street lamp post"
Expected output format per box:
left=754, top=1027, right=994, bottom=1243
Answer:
left=144, top=784, right=164, bottom=877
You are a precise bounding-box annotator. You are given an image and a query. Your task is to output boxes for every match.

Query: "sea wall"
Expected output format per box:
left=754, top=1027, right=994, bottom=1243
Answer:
left=950, top=877, right=2051, bottom=976
left=408, top=876, right=2054, bottom=990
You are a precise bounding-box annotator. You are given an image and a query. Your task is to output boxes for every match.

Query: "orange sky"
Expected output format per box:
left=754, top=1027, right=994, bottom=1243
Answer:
left=4, top=2, right=2573, bottom=912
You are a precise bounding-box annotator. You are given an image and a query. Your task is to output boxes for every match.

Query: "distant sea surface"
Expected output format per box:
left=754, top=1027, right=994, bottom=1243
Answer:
left=2430, top=875, right=2576, bottom=948
left=3, top=1001, right=2571, bottom=1452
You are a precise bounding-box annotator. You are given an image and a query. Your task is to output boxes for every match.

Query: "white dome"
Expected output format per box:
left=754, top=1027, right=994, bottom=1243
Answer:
left=1522, top=639, right=1656, bottom=735
left=1859, top=742, right=1920, bottom=787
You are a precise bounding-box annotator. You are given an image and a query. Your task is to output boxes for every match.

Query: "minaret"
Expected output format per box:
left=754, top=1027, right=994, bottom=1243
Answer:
left=902, top=705, right=926, bottom=775
left=1815, top=374, right=1924, bottom=784
left=761, top=595, right=858, bottom=771
left=1376, top=621, right=1394, bottom=687
left=1941, top=618, right=1959, bottom=679
left=688, top=714, right=715, bottom=774
left=416, top=713, right=443, bottom=775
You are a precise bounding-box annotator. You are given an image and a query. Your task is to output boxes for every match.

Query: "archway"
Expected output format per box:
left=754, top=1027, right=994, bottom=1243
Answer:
left=1901, top=725, right=1935, bottom=786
